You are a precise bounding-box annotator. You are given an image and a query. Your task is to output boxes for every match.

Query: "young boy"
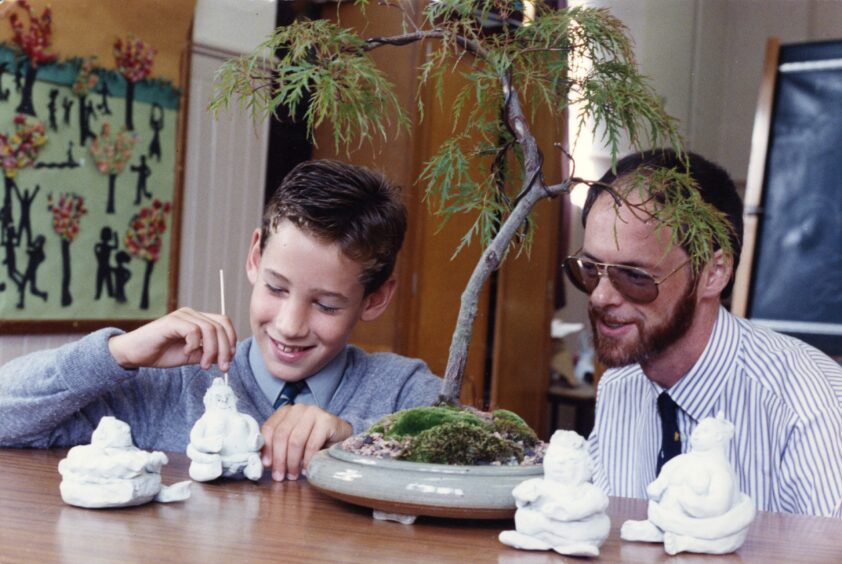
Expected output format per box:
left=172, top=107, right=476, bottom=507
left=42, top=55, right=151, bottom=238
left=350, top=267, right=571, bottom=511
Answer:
left=0, top=160, right=442, bottom=481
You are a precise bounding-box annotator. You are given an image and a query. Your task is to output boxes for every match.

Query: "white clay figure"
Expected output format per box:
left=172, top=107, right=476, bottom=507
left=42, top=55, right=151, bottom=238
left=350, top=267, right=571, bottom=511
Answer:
left=499, top=430, right=610, bottom=557
left=58, top=416, right=191, bottom=508
left=620, top=412, right=756, bottom=555
left=186, top=377, right=265, bottom=481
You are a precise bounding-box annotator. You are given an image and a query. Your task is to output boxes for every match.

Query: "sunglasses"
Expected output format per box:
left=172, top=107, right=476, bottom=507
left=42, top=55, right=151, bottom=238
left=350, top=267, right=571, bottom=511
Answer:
left=562, top=255, right=690, bottom=304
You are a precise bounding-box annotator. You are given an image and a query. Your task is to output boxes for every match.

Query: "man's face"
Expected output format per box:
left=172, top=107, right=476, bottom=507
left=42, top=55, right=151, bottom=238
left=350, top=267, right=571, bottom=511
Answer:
left=246, top=220, right=372, bottom=383
left=582, top=193, right=697, bottom=369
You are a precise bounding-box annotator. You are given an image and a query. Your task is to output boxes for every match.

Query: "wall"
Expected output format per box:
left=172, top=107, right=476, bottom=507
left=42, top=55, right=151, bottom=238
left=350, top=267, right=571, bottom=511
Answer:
left=561, top=0, right=842, bottom=355
left=0, top=0, right=275, bottom=363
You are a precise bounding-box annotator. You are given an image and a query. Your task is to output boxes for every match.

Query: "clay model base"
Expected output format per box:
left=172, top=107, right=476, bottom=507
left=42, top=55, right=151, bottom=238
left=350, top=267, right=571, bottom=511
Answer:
left=58, top=416, right=191, bottom=509
left=620, top=413, right=756, bottom=555
left=498, top=430, right=609, bottom=558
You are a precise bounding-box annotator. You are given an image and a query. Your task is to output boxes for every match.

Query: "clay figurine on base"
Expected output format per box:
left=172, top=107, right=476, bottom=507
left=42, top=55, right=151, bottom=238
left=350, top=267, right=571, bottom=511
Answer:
left=58, top=416, right=191, bottom=509
left=621, top=412, right=756, bottom=555
left=499, top=430, right=610, bottom=557
left=187, top=377, right=265, bottom=482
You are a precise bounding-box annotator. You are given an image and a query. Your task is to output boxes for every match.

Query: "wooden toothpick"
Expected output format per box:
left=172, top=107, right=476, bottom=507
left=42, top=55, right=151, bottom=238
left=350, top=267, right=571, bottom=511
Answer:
left=219, top=269, right=228, bottom=385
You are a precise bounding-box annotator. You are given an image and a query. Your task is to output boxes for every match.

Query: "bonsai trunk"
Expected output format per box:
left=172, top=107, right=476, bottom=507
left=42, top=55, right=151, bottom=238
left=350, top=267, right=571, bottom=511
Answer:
left=438, top=76, right=570, bottom=404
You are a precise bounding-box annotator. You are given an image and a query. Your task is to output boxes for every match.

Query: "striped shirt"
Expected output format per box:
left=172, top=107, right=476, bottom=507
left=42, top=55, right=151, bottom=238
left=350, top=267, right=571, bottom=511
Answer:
left=588, top=306, right=842, bottom=517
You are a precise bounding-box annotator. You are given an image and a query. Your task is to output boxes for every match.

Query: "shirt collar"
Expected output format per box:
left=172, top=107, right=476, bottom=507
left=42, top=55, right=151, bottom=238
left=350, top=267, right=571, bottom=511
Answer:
left=661, top=306, right=741, bottom=421
left=249, top=342, right=348, bottom=408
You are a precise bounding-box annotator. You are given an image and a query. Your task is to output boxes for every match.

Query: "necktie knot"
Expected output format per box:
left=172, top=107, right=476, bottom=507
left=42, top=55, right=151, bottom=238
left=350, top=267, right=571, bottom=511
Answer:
left=656, top=391, right=682, bottom=475
left=274, top=381, right=306, bottom=410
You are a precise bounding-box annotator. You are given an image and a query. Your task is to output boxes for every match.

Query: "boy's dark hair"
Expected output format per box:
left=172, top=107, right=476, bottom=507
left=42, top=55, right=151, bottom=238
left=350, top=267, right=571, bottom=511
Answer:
left=581, top=149, right=744, bottom=298
left=260, top=159, right=407, bottom=295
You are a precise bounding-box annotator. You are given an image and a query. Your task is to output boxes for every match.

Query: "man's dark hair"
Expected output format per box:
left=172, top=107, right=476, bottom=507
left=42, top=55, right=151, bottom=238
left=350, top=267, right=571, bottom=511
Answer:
left=261, top=159, right=407, bottom=295
left=581, top=149, right=743, bottom=298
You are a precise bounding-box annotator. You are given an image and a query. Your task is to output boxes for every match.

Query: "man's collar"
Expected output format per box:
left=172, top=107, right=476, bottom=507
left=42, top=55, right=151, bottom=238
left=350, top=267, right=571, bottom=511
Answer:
left=653, top=306, right=741, bottom=420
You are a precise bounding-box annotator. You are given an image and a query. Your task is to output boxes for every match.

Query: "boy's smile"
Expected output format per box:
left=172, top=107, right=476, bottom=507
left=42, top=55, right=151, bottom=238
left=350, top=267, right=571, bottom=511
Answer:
left=246, top=220, right=385, bottom=384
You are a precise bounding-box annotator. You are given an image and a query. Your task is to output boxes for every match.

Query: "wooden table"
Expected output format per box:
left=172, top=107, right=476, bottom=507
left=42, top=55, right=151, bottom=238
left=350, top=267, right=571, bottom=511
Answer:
left=1, top=448, right=840, bottom=563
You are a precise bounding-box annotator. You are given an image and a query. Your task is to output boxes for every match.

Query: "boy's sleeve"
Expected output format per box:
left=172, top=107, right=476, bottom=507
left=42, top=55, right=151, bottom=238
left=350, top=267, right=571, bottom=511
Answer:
left=0, top=328, right=137, bottom=447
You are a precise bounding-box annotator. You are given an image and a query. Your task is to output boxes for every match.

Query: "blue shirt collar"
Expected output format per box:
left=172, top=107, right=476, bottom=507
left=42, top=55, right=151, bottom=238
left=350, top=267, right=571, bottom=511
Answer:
left=248, top=341, right=347, bottom=408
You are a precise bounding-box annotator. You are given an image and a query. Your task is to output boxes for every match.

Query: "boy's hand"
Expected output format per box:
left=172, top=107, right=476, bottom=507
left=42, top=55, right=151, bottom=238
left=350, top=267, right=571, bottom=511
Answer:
left=108, top=307, right=237, bottom=372
left=260, top=404, right=353, bottom=481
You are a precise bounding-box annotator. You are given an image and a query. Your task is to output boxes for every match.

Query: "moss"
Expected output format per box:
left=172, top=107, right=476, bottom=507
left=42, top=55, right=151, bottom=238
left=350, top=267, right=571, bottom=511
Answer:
left=491, top=409, right=539, bottom=446
left=376, top=406, right=492, bottom=439
left=399, top=421, right=524, bottom=465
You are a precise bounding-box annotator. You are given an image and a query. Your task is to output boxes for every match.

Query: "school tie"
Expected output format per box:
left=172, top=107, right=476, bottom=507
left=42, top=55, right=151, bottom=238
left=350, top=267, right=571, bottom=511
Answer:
left=656, top=391, right=682, bottom=475
left=273, top=381, right=307, bottom=410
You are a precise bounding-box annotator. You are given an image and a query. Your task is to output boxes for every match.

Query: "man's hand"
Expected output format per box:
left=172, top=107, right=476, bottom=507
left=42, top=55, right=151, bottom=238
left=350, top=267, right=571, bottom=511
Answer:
left=260, top=404, right=353, bottom=481
left=108, top=307, right=237, bottom=372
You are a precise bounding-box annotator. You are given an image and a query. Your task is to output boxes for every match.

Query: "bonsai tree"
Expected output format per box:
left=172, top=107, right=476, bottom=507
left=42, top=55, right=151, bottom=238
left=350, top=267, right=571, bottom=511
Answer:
left=210, top=2, right=731, bottom=463
left=8, top=0, right=57, bottom=117
left=47, top=192, right=88, bottom=306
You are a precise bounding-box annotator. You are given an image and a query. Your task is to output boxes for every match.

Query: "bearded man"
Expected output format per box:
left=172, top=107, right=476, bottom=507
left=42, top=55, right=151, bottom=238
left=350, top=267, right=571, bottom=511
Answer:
left=566, top=149, right=842, bottom=517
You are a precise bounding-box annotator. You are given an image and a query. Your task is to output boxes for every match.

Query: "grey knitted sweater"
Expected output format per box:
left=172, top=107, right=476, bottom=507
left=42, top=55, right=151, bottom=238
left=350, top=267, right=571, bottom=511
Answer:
left=0, top=328, right=442, bottom=451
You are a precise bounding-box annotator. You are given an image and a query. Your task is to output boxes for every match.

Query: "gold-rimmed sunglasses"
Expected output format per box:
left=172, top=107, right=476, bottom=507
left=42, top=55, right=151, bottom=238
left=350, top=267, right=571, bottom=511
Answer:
left=562, top=255, right=690, bottom=304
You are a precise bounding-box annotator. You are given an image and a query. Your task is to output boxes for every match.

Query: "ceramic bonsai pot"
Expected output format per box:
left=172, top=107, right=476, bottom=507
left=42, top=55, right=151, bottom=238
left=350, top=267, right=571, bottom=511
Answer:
left=307, top=443, right=543, bottom=520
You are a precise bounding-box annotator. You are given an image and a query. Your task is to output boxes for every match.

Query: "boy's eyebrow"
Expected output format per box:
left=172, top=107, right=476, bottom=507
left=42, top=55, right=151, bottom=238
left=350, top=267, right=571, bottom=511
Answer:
left=264, top=268, right=351, bottom=302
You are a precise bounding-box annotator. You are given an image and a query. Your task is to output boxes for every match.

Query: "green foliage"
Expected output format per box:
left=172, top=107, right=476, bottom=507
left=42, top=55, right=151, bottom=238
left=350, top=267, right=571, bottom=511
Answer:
left=209, top=19, right=409, bottom=152
left=491, top=409, right=539, bottom=446
left=399, top=421, right=524, bottom=465
left=375, top=405, right=491, bottom=439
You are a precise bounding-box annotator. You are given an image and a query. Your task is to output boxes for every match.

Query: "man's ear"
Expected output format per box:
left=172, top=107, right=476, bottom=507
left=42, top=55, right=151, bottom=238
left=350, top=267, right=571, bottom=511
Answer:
left=699, top=249, right=733, bottom=299
left=245, top=229, right=261, bottom=285
left=360, top=278, right=397, bottom=321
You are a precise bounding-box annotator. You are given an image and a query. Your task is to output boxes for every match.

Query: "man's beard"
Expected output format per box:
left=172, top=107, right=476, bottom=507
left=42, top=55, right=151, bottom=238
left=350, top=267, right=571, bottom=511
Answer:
left=588, top=284, right=697, bottom=369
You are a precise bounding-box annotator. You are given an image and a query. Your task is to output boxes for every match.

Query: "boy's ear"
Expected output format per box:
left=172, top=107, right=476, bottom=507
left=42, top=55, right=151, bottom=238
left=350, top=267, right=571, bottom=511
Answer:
left=360, top=278, right=397, bottom=322
left=698, top=249, right=733, bottom=299
left=246, top=229, right=261, bottom=285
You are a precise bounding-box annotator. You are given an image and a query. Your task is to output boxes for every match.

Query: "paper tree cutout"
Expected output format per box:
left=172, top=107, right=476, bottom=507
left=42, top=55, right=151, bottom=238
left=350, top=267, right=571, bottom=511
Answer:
left=9, top=0, right=57, bottom=117
left=113, top=36, right=156, bottom=131
left=0, top=114, right=46, bottom=251
left=124, top=199, right=171, bottom=310
left=47, top=192, right=87, bottom=306
left=72, top=58, right=100, bottom=147
left=89, top=122, right=138, bottom=214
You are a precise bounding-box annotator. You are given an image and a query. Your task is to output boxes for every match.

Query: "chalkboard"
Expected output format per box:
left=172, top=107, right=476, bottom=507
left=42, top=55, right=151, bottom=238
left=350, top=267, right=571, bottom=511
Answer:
left=733, top=38, right=842, bottom=357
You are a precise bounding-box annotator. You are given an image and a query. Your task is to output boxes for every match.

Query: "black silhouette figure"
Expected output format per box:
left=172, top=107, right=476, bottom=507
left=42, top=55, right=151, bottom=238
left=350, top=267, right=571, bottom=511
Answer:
left=62, top=96, right=73, bottom=126
left=78, top=95, right=97, bottom=147
left=148, top=103, right=164, bottom=162
left=113, top=250, right=131, bottom=303
left=96, top=80, right=112, bottom=115
left=2, top=224, right=20, bottom=285
left=0, top=62, right=11, bottom=102
left=13, top=183, right=40, bottom=247
left=16, top=234, right=48, bottom=308
left=131, top=156, right=153, bottom=204
left=94, top=227, right=118, bottom=299
left=47, top=89, right=59, bottom=131
left=34, top=141, right=80, bottom=170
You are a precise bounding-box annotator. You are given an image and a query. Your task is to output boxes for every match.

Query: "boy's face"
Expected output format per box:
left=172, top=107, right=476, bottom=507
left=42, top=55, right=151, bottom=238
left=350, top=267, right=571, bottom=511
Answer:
left=246, top=219, right=393, bottom=383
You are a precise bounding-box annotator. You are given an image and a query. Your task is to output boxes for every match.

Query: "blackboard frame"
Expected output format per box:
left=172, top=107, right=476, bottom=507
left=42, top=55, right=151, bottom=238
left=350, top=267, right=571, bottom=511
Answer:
left=732, top=37, right=842, bottom=358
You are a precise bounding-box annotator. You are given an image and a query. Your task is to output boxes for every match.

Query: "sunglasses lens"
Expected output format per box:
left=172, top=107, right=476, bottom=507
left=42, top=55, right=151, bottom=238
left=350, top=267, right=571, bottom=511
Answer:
left=607, top=265, right=658, bottom=303
left=563, top=258, right=599, bottom=293
left=563, top=257, right=659, bottom=303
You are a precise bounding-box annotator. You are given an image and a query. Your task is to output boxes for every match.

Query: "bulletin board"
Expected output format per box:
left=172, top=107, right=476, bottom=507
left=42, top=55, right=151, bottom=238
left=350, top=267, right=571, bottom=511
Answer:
left=732, top=38, right=842, bottom=357
left=0, top=0, right=196, bottom=333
